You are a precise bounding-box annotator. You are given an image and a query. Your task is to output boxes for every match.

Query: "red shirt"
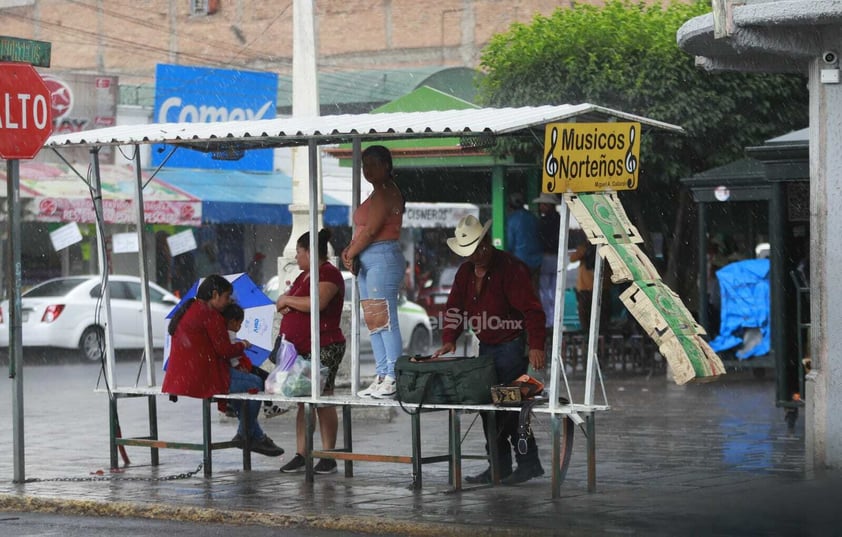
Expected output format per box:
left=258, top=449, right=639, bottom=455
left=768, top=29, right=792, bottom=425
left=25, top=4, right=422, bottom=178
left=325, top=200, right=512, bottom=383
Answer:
left=162, top=300, right=246, bottom=398
left=279, top=261, right=346, bottom=355
left=441, top=249, right=546, bottom=351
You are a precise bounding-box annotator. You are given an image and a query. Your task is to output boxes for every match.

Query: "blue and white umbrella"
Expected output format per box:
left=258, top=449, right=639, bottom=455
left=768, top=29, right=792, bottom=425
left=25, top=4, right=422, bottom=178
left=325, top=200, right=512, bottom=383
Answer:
left=163, top=273, right=276, bottom=369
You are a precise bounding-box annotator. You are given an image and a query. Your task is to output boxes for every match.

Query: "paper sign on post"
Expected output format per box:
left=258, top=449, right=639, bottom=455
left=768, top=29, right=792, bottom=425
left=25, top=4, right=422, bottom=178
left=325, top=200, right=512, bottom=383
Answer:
left=49, top=222, right=83, bottom=251
left=112, top=232, right=139, bottom=254
left=167, top=229, right=197, bottom=257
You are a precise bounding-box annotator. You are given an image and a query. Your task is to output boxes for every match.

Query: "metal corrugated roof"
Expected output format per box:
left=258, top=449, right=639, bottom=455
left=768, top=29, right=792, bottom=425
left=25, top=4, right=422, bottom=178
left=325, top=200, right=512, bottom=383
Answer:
left=45, top=104, right=684, bottom=151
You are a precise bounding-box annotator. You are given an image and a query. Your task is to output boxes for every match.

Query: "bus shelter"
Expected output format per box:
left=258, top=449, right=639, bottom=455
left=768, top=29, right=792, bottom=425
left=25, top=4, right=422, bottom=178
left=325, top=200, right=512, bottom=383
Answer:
left=8, top=104, right=683, bottom=495
left=681, top=129, right=809, bottom=429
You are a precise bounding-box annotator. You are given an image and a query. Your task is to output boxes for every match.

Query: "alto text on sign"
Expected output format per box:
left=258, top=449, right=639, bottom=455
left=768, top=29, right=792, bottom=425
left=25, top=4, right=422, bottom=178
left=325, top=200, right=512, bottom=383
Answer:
left=542, top=122, right=641, bottom=193
left=0, top=62, right=53, bottom=160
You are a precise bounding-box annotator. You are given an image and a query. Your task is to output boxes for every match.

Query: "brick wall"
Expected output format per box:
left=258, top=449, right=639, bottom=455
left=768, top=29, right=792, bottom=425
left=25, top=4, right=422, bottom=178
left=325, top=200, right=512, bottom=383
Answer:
left=0, top=0, right=582, bottom=85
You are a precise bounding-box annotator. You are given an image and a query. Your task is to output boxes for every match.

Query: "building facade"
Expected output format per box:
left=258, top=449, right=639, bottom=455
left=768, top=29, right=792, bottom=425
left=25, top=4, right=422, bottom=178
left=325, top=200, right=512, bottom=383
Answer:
left=0, top=0, right=572, bottom=88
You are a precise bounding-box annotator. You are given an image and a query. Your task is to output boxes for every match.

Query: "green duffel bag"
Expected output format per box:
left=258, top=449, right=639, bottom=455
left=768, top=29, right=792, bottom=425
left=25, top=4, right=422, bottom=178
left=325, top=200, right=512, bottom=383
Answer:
left=395, top=355, right=497, bottom=411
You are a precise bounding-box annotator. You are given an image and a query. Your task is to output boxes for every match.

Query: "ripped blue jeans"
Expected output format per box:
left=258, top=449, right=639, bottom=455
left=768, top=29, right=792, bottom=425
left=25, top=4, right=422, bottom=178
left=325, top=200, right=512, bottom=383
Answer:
left=357, top=240, right=404, bottom=378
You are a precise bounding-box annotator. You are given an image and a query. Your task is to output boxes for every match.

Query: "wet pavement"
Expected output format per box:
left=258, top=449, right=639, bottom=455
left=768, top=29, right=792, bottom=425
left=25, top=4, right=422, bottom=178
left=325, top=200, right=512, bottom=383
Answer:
left=1, top=358, right=840, bottom=536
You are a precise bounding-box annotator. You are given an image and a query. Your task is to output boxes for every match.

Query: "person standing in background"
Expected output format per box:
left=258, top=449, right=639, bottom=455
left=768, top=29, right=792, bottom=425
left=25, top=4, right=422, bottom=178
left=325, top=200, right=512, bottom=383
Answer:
left=505, top=192, right=543, bottom=290
left=341, top=145, right=405, bottom=399
left=533, top=193, right=561, bottom=331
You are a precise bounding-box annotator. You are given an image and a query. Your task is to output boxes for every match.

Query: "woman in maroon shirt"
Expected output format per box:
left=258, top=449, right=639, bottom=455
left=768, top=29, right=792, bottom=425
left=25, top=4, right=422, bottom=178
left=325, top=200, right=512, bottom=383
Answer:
left=276, top=229, right=346, bottom=475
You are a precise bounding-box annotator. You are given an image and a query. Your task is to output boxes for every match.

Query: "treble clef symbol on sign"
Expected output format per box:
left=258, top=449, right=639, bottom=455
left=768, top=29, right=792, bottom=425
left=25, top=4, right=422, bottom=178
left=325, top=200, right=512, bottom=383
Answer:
left=624, top=124, right=638, bottom=188
left=544, top=127, right=559, bottom=191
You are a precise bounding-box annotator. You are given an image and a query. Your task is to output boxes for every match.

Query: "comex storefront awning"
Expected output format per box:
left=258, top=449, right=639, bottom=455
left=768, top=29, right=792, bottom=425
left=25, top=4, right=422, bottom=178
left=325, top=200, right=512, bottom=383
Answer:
left=151, top=168, right=349, bottom=226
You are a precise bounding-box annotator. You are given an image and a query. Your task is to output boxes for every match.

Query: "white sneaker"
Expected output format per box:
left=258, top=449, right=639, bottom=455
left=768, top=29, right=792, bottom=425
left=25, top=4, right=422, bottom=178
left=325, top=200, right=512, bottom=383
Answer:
left=371, top=375, right=396, bottom=399
left=262, top=402, right=291, bottom=419
left=358, top=376, right=383, bottom=397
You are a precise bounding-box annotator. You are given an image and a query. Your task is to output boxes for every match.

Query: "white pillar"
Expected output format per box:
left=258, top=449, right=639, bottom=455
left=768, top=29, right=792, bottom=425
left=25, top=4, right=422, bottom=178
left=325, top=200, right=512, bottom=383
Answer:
left=807, top=47, right=842, bottom=469
left=279, top=0, right=322, bottom=283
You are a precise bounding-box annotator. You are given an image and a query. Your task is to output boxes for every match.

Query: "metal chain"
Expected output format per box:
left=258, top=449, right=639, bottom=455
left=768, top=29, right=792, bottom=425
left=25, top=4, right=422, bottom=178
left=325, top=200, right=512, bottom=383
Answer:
left=24, top=463, right=204, bottom=483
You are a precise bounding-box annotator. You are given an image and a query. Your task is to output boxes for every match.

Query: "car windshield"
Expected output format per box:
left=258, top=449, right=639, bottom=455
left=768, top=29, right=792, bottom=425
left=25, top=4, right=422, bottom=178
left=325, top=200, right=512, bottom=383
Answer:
left=23, top=278, right=87, bottom=297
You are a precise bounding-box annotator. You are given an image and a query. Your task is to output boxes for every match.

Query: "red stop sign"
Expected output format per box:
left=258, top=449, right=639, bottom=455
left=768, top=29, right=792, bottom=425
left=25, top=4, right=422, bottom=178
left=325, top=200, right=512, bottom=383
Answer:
left=0, top=62, right=53, bottom=160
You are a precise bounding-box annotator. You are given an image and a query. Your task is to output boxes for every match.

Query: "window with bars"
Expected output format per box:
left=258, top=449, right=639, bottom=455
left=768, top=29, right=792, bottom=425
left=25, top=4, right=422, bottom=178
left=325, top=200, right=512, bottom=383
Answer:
left=190, top=0, right=219, bottom=16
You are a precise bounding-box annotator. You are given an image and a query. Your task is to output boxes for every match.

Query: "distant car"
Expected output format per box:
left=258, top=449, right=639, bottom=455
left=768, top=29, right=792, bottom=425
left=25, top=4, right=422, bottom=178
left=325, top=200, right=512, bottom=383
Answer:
left=263, top=271, right=433, bottom=356
left=415, top=265, right=460, bottom=327
left=0, top=275, right=180, bottom=361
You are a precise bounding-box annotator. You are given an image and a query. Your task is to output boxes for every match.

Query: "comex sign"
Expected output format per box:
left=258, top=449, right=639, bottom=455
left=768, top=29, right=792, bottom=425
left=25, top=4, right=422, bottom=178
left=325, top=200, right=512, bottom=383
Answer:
left=0, top=62, right=52, bottom=160
left=152, top=64, right=278, bottom=171
left=542, top=122, right=641, bottom=193
left=157, top=98, right=273, bottom=123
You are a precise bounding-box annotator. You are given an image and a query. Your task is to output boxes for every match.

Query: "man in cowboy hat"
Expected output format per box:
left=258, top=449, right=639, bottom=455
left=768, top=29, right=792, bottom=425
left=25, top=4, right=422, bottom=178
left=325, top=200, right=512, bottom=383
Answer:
left=431, top=215, right=546, bottom=485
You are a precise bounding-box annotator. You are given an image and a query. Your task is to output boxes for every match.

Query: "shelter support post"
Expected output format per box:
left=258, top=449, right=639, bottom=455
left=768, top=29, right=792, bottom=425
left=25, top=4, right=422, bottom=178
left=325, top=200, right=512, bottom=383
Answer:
left=89, top=149, right=117, bottom=388
left=308, top=138, right=322, bottom=403
left=770, top=181, right=788, bottom=402
left=132, top=144, right=157, bottom=388
left=697, top=202, right=708, bottom=331
left=584, top=254, right=605, bottom=406
left=411, top=412, right=422, bottom=489
left=490, top=166, right=505, bottom=248
left=350, top=138, right=361, bottom=395
left=305, top=403, right=315, bottom=483
left=586, top=411, right=596, bottom=493
left=549, top=200, right=572, bottom=412
left=342, top=405, right=354, bottom=477
left=449, top=409, right=462, bottom=489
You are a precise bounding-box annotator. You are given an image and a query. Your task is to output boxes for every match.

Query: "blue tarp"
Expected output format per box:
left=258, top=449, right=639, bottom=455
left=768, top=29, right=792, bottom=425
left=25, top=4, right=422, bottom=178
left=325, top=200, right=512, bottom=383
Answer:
left=152, top=168, right=349, bottom=226
left=709, top=258, right=771, bottom=359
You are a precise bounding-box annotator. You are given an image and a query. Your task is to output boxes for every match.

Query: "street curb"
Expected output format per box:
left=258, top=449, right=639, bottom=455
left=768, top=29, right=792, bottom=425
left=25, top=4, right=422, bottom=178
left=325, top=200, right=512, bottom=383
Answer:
left=0, top=493, right=548, bottom=537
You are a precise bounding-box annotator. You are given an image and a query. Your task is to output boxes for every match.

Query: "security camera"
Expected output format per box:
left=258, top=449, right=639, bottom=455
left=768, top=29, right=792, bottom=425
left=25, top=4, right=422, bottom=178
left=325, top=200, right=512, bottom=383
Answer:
left=823, top=50, right=838, bottom=65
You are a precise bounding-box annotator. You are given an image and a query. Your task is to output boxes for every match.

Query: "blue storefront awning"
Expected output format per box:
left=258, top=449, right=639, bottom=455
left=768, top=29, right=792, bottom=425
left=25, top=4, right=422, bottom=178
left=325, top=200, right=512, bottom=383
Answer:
left=151, top=168, right=349, bottom=226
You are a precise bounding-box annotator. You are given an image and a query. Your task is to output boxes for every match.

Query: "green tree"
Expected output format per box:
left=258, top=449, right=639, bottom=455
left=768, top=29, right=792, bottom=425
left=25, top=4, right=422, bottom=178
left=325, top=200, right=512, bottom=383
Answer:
left=477, top=0, right=808, bottom=294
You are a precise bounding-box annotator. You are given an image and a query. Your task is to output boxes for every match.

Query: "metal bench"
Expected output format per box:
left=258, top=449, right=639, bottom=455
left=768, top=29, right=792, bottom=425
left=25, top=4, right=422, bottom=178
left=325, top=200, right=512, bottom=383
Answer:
left=102, top=387, right=601, bottom=496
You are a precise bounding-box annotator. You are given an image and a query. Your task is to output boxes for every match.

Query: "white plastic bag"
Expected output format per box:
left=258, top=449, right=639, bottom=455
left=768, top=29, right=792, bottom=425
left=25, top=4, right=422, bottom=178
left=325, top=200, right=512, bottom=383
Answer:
left=278, top=359, right=329, bottom=397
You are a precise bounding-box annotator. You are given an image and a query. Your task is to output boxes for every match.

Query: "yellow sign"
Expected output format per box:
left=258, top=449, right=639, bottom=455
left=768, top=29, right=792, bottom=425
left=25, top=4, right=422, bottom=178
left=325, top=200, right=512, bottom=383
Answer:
left=542, top=122, right=641, bottom=193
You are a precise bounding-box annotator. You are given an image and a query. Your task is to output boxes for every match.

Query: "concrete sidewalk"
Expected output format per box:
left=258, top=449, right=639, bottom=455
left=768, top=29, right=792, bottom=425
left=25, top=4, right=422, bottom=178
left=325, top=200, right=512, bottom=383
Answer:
left=1, top=360, right=840, bottom=536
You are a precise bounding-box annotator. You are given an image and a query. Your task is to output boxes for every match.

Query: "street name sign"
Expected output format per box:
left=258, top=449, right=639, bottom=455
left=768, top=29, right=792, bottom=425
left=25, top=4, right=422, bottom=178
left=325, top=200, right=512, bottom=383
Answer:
left=0, top=36, right=51, bottom=67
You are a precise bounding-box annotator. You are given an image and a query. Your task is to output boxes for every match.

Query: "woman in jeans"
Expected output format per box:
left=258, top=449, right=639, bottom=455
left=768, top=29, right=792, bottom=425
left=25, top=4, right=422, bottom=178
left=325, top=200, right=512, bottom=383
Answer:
left=163, top=274, right=284, bottom=457
left=341, top=145, right=405, bottom=399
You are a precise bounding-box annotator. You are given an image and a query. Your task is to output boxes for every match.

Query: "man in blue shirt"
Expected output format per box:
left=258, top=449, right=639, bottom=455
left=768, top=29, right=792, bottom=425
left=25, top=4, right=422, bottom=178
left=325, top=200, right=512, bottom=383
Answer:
left=505, top=192, right=543, bottom=289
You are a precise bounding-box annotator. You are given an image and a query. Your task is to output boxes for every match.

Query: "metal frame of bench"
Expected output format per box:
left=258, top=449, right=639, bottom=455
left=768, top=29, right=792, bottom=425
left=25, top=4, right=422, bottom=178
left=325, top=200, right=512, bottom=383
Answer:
left=103, top=387, right=605, bottom=497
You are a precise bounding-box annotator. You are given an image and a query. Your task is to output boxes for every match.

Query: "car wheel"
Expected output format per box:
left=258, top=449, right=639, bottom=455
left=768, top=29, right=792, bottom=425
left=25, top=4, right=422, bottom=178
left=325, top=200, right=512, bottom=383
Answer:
left=407, top=325, right=430, bottom=356
left=80, top=326, right=105, bottom=362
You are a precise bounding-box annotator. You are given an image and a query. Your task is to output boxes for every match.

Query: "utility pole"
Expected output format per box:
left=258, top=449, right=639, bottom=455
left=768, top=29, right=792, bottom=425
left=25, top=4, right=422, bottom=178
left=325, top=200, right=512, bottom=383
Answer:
left=278, top=0, right=322, bottom=284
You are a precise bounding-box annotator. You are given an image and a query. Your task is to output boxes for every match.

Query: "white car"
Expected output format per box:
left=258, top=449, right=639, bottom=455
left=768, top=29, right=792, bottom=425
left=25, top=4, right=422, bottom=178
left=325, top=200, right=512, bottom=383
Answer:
left=263, top=271, right=433, bottom=356
left=0, top=275, right=180, bottom=361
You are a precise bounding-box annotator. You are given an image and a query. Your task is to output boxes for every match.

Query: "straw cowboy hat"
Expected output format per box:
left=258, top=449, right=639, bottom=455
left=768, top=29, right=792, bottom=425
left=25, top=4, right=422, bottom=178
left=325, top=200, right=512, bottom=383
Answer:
left=447, top=215, right=492, bottom=257
left=532, top=193, right=560, bottom=205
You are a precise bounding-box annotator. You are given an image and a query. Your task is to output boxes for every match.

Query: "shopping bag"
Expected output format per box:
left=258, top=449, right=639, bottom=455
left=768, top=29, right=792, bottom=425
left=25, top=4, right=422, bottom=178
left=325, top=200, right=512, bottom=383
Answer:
left=277, top=358, right=329, bottom=397
left=264, top=335, right=299, bottom=394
